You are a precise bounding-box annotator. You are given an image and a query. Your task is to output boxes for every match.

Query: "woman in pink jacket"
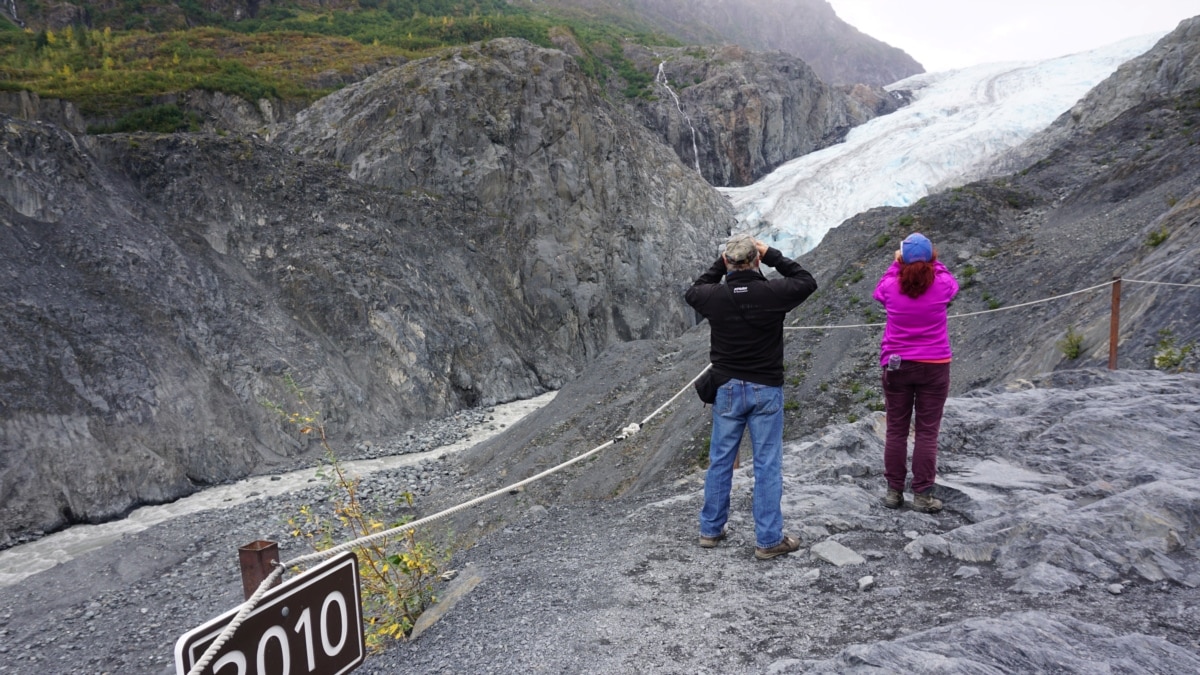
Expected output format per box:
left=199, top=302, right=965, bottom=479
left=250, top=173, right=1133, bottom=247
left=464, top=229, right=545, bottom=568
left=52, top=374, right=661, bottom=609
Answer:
left=873, top=233, right=959, bottom=513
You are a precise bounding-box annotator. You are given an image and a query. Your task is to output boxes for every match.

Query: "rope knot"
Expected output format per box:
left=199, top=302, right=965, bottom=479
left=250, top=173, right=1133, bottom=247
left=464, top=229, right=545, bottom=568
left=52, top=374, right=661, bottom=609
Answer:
left=616, top=423, right=641, bottom=441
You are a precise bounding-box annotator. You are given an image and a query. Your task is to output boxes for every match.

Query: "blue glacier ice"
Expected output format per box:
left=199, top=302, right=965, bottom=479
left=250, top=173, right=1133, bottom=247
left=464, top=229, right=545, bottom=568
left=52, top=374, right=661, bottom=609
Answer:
left=719, top=33, right=1167, bottom=258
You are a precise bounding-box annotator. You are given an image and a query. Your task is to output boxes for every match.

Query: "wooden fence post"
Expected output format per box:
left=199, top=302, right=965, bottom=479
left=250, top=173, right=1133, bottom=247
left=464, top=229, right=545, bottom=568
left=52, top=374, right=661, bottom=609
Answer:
left=1108, top=276, right=1121, bottom=370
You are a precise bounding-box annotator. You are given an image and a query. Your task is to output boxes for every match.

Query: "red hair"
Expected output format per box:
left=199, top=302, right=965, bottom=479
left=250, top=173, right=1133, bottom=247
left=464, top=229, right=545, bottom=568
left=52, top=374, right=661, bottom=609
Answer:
left=899, top=251, right=937, bottom=299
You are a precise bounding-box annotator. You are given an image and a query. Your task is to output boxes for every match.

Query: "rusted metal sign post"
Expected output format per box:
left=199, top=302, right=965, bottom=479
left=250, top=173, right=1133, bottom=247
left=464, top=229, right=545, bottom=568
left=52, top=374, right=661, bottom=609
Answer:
left=175, top=549, right=365, bottom=675
left=238, top=540, right=281, bottom=600
left=1109, top=276, right=1121, bottom=370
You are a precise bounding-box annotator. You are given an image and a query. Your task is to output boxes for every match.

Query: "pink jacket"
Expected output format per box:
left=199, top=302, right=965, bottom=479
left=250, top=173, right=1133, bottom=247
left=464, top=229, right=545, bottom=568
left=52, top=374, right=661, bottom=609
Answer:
left=873, top=260, right=959, bottom=367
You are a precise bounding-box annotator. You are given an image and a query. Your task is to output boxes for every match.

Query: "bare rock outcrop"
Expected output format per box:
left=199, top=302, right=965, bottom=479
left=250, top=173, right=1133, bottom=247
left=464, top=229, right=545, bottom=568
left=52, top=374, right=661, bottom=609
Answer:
left=0, top=38, right=734, bottom=545
left=0, top=90, right=86, bottom=134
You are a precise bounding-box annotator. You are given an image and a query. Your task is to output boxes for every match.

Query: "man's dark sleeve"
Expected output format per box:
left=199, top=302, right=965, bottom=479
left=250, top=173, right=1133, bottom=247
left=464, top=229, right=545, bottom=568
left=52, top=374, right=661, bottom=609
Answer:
left=761, top=247, right=817, bottom=307
left=685, top=256, right=727, bottom=309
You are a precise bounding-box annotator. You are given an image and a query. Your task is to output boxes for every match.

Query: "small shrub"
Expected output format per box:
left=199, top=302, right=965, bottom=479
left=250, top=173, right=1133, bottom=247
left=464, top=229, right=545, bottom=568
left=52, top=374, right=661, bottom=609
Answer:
left=783, top=399, right=800, bottom=412
left=89, top=104, right=200, bottom=133
left=1145, top=226, right=1170, bottom=247
left=269, top=375, right=445, bottom=652
left=693, top=434, right=711, bottom=466
left=1154, top=329, right=1195, bottom=372
left=1057, top=325, right=1084, bottom=360
left=960, top=264, right=977, bottom=288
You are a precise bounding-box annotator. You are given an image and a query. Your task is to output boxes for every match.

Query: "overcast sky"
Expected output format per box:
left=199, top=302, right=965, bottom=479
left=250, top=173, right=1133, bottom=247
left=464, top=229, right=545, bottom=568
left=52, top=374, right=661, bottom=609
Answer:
left=827, top=1, right=1198, bottom=72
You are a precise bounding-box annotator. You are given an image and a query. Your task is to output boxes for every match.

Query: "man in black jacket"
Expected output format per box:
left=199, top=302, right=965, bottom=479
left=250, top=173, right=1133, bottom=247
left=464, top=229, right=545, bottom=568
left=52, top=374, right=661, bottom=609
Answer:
left=685, top=234, right=817, bottom=560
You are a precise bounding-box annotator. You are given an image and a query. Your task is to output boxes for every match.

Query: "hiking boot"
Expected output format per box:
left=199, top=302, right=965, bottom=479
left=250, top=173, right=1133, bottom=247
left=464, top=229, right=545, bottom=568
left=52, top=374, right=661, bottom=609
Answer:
left=912, top=490, right=943, bottom=513
left=699, top=529, right=727, bottom=548
left=754, top=534, right=801, bottom=560
left=882, top=488, right=904, bottom=509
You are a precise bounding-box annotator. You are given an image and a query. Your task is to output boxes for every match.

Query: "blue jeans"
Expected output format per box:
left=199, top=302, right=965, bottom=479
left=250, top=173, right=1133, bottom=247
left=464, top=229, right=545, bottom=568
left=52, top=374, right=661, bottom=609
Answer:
left=699, top=379, right=785, bottom=549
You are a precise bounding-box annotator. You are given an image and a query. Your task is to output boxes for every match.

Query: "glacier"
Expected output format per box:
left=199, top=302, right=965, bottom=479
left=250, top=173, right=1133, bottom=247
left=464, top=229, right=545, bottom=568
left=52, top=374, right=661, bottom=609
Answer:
left=719, top=33, right=1167, bottom=258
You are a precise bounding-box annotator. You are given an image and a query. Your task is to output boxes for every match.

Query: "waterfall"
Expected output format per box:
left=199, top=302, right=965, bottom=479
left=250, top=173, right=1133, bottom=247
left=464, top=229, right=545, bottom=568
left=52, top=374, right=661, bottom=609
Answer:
left=655, top=62, right=702, bottom=175
left=3, top=0, right=21, bottom=27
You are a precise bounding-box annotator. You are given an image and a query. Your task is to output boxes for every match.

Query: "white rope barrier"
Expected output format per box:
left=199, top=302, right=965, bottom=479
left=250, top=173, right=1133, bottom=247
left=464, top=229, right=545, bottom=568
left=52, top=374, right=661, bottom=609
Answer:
left=188, top=365, right=709, bottom=673
left=787, top=320, right=884, bottom=330
left=1124, top=279, right=1200, bottom=289
left=186, top=565, right=285, bottom=675
left=942, top=280, right=1117, bottom=319
left=785, top=279, right=1119, bottom=331
left=280, top=366, right=718, bottom=570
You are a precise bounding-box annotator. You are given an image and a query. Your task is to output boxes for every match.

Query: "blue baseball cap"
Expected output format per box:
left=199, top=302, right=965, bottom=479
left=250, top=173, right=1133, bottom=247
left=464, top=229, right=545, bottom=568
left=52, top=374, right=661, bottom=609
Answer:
left=901, top=233, right=933, bottom=263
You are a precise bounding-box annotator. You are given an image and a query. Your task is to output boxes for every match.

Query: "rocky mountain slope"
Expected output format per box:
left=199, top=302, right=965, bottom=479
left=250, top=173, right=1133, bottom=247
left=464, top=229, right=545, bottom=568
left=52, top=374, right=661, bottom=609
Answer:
left=0, top=38, right=734, bottom=546
left=512, top=0, right=925, bottom=86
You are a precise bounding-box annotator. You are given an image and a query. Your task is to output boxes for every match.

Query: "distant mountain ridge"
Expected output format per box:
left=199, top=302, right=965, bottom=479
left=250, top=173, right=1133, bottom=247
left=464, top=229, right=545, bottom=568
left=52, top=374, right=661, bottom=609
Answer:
left=510, top=0, right=925, bottom=86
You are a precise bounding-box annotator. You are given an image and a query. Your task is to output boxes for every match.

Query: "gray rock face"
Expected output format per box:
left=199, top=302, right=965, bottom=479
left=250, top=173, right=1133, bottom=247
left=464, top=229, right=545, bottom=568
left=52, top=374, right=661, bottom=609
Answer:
left=0, top=38, right=734, bottom=545
left=153, top=89, right=308, bottom=135
left=786, top=369, right=1200, bottom=595
left=623, top=43, right=898, bottom=186
left=0, top=90, right=85, bottom=134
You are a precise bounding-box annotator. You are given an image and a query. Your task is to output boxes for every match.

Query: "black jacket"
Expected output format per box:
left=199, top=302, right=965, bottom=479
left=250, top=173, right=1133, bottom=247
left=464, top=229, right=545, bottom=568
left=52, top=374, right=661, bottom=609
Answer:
left=684, top=247, right=817, bottom=386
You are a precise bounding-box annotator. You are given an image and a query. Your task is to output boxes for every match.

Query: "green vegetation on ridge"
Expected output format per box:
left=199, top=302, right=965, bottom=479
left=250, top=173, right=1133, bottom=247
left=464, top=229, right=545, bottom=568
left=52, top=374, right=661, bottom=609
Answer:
left=0, top=0, right=677, bottom=131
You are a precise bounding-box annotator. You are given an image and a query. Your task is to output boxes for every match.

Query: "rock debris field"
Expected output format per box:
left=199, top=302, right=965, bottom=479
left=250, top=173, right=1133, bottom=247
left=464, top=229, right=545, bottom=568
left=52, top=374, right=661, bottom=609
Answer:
left=1, top=369, right=1198, bottom=674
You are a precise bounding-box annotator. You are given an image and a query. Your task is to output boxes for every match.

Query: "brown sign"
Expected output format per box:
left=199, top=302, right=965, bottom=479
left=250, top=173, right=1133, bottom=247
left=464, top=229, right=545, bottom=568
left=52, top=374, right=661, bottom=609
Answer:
left=174, top=551, right=364, bottom=675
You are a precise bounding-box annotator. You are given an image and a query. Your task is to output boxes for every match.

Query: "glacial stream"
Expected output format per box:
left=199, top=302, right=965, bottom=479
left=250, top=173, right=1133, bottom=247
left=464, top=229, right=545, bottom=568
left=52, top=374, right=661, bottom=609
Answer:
left=0, top=392, right=556, bottom=588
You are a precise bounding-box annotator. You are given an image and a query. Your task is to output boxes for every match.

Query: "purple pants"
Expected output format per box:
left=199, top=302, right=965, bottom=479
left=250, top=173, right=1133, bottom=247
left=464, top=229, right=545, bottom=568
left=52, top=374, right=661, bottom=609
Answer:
left=882, top=361, right=951, bottom=494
